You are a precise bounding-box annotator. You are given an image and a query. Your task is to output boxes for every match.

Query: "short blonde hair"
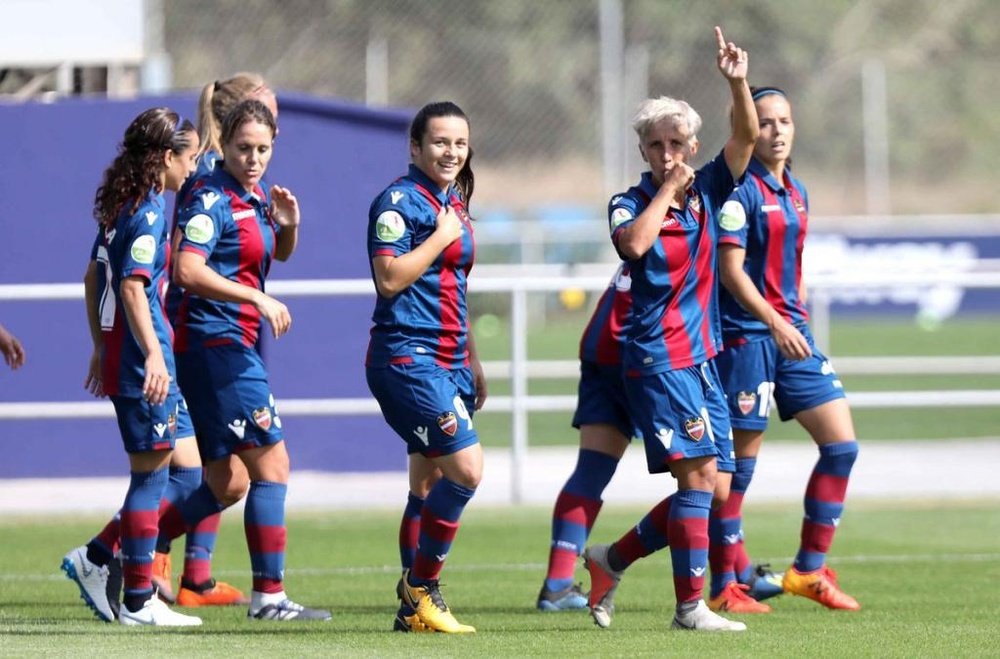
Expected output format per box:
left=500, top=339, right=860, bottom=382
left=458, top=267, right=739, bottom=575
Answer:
left=631, top=96, right=702, bottom=145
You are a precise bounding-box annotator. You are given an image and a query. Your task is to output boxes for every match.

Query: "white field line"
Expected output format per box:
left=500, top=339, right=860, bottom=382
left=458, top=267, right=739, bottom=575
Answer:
left=15, top=552, right=1000, bottom=582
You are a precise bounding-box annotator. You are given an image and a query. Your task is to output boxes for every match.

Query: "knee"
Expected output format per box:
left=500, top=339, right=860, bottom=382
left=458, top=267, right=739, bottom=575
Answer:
left=205, top=465, right=250, bottom=507
left=450, top=467, right=481, bottom=490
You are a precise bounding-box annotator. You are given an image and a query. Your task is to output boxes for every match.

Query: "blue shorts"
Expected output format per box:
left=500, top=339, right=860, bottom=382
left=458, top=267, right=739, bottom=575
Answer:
left=716, top=327, right=846, bottom=431
left=176, top=344, right=284, bottom=462
left=366, top=361, right=479, bottom=457
left=175, top=397, right=195, bottom=439
left=624, top=360, right=734, bottom=475
left=571, top=361, right=635, bottom=439
left=111, top=394, right=179, bottom=454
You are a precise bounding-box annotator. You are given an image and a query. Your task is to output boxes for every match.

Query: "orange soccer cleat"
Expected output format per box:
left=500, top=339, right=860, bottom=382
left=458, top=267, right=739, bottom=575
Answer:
left=176, top=579, right=250, bottom=607
left=151, top=552, right=176, bottom=604
left=708, top=581, right=772, bottom=613
left=782, top=565, right=860, bottom=611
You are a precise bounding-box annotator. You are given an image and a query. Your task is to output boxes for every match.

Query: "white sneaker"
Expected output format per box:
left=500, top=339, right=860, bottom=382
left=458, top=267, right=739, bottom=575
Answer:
left=61, top=545, right=114, bottom=622
left=119, top=597, right=203, bottom=626
left=671, top=600, right=747, bottom=632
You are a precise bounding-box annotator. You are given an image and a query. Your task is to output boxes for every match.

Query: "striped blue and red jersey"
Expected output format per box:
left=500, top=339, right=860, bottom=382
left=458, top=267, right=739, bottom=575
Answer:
left=578, top=262, right=632, bottom=366
left=171, top=165, right=279, bottom=351
left=94, top=191, right=177, bottom=397
left=366, top=164, right=475, bottom=370
left=610, top=152, right=736, bottom=375
left=717, top=157, right=809, bottom=344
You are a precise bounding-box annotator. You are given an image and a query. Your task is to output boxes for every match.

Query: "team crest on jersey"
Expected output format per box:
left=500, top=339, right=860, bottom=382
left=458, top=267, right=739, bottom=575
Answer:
left=737, top=391, right=757, bottom=415
left=252, top=407, right=272, bottom=431
left=687, top=192, right=702, bottom=214
left=437, top=411, right=458, bottom=437
left=793, top=197, right=806, bottom=213
left=684, top=417, right=706, bottom=441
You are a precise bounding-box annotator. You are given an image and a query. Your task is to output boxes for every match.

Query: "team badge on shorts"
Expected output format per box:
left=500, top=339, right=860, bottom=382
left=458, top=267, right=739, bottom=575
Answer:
left=437, top=411, right=458, bottom=437
left=252, top=407, right=272, bottom=431
left=167, top=412, right=177, bottom=436
left=737, top=391, right=757, bottom=415
left=684, top=417, right=706, bottom=441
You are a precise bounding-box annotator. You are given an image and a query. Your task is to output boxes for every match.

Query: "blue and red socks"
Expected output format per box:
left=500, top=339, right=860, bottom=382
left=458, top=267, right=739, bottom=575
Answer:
left=410, top=478, right=475, bottom=584
left=244, top=480, right=288, bottom=594
left=399, top=492, right=424, bottom=571
left=544, top=449, right=618, bottom=592
left=610, top=494, right=672, bottom=570
left=86, top=511, right=122, bottom=567
left=729, top=457, right=757, bottom=583
left=156, top=480, right=224, bottom=544
left=711, top=457, right=756, bottom=596
left=121, top=468, right=168, bottom=612
left=795, top=441, right=858, bottom=573
left=668, top=489, right=712, bottom=607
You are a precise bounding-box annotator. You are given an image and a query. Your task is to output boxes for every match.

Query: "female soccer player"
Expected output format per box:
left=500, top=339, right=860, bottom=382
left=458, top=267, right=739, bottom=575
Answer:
left=366, top=101, right=482, bottom=634
left=715, top=86, right=860, bottom=610
left=170, top=99, right=329, bottom=621
left=583, top=26, right=758, bottom=632
left=150, top=72, right=279, bottom=609
left=62, top=108, right=203, bottom=626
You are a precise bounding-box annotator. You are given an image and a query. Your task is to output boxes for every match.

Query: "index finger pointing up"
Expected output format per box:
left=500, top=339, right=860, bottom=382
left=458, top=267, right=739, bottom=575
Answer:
left=715, top=26, right=726, bottom=50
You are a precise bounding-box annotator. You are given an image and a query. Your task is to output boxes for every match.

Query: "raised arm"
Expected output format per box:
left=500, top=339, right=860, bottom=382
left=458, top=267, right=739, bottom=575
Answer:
left=715, top=26, right=758, bottom=181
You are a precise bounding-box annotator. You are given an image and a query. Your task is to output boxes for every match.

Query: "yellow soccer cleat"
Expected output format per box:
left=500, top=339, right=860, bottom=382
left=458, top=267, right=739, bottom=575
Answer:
left=782, top=565, right=860, bottom=611
left=400, top=570, right=475, bottom=633
left=708, top=581, right=772, bottom=614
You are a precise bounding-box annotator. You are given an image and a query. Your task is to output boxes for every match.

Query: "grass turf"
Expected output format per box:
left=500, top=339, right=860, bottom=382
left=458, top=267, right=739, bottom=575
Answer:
left=2, top=500, right=998, bottom=656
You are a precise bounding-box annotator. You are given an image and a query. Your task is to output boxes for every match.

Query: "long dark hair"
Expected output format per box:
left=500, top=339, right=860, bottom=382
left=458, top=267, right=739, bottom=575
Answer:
left=93, top=108, right=196, bottom=227
left=409, top=101, right=475, bottom=207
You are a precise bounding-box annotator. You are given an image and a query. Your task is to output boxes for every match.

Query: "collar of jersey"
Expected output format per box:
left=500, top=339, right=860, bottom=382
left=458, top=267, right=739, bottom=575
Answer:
left=210, top=163, right=265, bottom=205
left=749, top=157, right=791, bottom=194
left=407, top=164, right=451, bottom=206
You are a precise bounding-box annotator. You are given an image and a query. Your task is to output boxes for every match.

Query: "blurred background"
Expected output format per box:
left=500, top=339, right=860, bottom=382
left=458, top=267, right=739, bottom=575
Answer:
left=1, top=0, right=998, bottom=495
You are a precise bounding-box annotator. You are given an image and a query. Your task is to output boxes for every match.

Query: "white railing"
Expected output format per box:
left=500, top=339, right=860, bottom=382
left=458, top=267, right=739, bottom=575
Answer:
left=3, top=270, right=1000, bottom=502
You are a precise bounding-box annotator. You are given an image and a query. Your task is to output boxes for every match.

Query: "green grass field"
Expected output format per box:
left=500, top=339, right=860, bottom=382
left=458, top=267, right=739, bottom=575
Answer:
left=470, top=314, right=1000, bottom=447
left=2, top=501, right=998, bottom=656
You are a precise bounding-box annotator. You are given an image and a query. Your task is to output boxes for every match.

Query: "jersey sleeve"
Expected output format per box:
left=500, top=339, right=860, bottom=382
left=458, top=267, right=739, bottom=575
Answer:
left=89, top=228, right=102, bottom=262
left=717, top=180, right=759, bottom=249
left=608, top=192, right=642, bottom=259
left=697, top=150, right=740, bottom=210
left=118, top=205, right=163, bottom=283
left=368, top=187, right=416, bottom=259
left=177, top=186, right=228, bottom=259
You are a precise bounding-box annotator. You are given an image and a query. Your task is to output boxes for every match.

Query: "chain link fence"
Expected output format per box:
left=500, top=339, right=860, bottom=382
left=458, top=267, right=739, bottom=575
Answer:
left=164, top=0, right=1000, bottom=216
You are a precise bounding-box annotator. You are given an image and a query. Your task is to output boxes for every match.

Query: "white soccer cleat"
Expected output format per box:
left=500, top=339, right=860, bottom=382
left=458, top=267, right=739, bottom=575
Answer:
left=583, top=544, right=623, bottom=629
left=119, top=597, right=203, bottom=626
left=671, top=600, right=747, bottom=632
left=248, top=597, right=332, bottom=622
left=61, top=545, right=114, bottom=622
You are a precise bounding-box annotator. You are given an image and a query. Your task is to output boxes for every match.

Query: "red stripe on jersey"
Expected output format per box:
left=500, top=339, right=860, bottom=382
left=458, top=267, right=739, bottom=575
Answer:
left=755, top=179, right=792, bottom=322
left=373, top=248, right=397, bottom=257
left=658, top=208, right=695, bottom=367
left=228, top=193, right=265, bottom=348
left=436, top=239, right=462, bottom=367
left=102, top=308, right=126, bottom=396
left=690, top=197, right=716, bottom=358
left=786, top=175, right=810, bottom=322
left=174, top=291, right=191, bottom=352
left=597, top=288, right=631, bottom=365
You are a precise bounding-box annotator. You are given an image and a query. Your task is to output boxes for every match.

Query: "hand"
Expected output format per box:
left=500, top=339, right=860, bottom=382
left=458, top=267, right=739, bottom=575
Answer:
left=269, top=185, right=300, bottom=228
left=471, top=357, right=488, bottom=411
left=434, top=205, right=464, bottom=245
left=663, top=161, right=695, bottom=192
left=715, top=26, right=748, bottom=82
left=254, top=292, right=292, bottom=338
left=84, top=348, right=105, bottom=398
left=770, top=317, right=812, bottom=361
left=142, top=351, right=171, bottom=406
left=0, top=324, right=25, bottom=370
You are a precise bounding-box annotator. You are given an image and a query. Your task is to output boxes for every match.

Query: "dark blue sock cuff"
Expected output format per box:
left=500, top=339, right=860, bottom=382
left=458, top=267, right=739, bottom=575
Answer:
left=564, top=449, right=619, bottom=498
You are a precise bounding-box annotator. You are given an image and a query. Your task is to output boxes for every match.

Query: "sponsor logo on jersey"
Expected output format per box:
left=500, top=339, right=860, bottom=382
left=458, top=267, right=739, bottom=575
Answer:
left=737, top=391, right=757, bottom=415
left=232, top=209, right=256, bottom=222
left=390, top=190, right=405, bottom=205
left=437, top=411, right=458, bottom=437
left=610, top=207, right=633, bottom=228
left=719, top=199, right=747, bottom=231
left=761, top=204, right=781, bottom=212
left=145, top=211, right=158, bottom=226
left=413, top=426, right=429, bottom=445
left=130, top=234, right=156, bottom=265
left=185, top=214, right=214, bottom=244
left=201, top=191, right=221, bottom=209
left=252, top=406, right=272, bottom=431
left=684, top=417, right=706, bottom=441
left=228, top=419, right=246, bottom=440
left=661, top=214, right=679, bottom=229
left=375, top=210, right=406, bottom=242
